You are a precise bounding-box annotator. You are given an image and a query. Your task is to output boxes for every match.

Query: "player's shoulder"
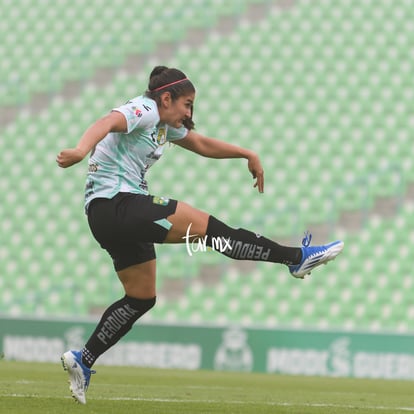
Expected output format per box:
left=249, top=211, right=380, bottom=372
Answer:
left=116, top=95, right=159, bottom=128
left=125, top=95, right=157, bottom=116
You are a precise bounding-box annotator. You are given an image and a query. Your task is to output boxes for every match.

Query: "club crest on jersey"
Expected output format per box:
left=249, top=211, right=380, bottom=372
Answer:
left=156, top=127, right=166, bottom=145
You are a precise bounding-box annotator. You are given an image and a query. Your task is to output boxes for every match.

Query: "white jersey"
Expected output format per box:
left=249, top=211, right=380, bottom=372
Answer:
left=84, top=95, right=187, bottom=210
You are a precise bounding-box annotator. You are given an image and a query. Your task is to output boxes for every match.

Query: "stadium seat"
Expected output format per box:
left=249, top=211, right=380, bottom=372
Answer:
left=1, top=0, right=414, bottom=333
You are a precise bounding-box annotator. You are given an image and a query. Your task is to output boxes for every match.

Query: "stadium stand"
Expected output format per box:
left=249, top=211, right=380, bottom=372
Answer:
left=0, top=0, right=262, bottom=105
left=1, top=0, right=414, bottom=332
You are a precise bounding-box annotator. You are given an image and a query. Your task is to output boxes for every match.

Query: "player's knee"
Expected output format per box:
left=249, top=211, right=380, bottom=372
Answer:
left=138, top=296, right=156, bottom=314
left=144, top=296, right=156, bottom=313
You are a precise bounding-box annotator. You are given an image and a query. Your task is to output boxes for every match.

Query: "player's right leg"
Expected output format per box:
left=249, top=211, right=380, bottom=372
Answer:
left=165, top=201, right=344, bottom=276
left=288, top=240, right=344, bottom=278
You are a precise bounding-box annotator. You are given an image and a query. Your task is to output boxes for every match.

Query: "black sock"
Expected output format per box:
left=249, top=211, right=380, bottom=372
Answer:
left=205, top=216, right=301, bottom=265
left=81, top=295, right=156, bottom=368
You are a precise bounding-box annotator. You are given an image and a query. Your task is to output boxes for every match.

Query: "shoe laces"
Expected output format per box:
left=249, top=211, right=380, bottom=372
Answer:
left=301, top=231, right=312, bottom=247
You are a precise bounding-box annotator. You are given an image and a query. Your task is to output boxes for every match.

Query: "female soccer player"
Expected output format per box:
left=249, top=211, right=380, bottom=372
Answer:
left=57, top=66, right=343, bottom=404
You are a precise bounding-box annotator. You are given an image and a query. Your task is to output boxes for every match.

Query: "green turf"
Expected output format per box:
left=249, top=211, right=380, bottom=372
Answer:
left=0, top=360, right=413, bottom=413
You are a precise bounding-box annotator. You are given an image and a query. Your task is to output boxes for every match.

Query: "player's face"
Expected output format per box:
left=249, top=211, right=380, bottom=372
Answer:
left=160, top=92, right=195, bottom=128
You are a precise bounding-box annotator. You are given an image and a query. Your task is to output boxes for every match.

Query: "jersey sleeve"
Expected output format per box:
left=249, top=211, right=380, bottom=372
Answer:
left=166, top=126, right=188, bottom=141
left=112, top=99, right=156, bottom=134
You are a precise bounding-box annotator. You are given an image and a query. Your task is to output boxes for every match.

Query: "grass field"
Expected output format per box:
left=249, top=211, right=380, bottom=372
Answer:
left=0, top=360, right=413, bottom=414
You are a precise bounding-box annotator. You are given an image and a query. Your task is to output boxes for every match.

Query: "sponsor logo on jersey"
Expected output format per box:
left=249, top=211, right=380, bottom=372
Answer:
left=131, top=106, right=142, bottom=117
left=88, top=163, right=98, bottom=173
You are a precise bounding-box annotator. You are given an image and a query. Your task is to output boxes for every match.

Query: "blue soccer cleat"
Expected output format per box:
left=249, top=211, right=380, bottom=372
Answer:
left=289, top=238, right=344, bottom=279
left=61, top=350, right=96, bottom=404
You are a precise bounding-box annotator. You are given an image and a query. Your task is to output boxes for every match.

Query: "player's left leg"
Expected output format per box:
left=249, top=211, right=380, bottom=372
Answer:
left=62, top=259, right=157, bottom=404
left=82, top=259, right=157, bottom=365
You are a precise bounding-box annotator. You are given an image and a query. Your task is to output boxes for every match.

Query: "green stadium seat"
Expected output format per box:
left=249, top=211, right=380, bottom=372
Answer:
left=1, top=0, right=414, bottom=331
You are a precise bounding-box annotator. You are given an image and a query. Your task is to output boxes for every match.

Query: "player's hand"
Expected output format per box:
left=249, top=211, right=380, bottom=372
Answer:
left=247, top=153, right=264, bottom=193
left=56, top=148, right=84, bottom=168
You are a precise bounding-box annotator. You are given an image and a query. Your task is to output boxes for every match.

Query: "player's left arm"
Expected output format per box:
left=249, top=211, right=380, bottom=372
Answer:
left=175, top=130, right=264, bottom=193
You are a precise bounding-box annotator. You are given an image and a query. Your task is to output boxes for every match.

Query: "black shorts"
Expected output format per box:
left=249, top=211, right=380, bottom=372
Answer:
left=87, top=192, right=178, bottom=271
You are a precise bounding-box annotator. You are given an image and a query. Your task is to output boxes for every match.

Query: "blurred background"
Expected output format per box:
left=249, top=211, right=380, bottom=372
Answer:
left=1, top=0, right=413, bottom=332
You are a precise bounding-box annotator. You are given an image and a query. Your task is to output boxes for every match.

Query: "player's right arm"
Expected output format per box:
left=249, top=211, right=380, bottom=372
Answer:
left=56, top=111, right=127, bottom=168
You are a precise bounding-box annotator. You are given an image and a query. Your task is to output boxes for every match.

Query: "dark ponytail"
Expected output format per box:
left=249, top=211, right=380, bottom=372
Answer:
left=148, top=65, right=169, bottom=83
left=145, top=66, right=195, bottom=130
